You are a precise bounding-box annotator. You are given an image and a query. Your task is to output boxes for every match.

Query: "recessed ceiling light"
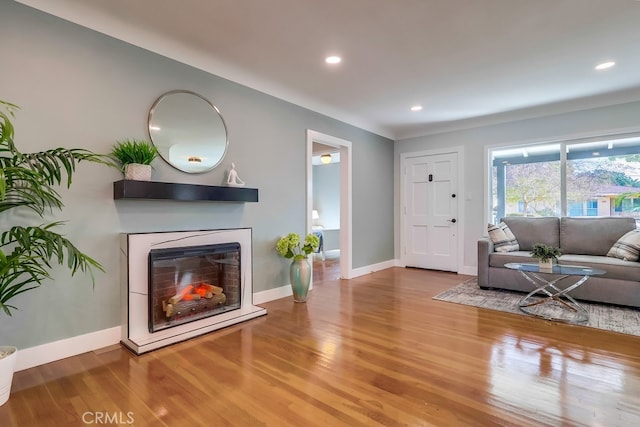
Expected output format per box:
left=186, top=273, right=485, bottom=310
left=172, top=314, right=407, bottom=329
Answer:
left=325, top=56, right=341, bottom=64
left=410, top=105, right=423, bottom=112
left=595, top=61, right=615, bottom=70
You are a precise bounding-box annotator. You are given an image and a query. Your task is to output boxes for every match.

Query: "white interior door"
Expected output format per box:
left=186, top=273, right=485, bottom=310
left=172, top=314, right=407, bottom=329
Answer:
left=403, top=152, right=458, bottom=271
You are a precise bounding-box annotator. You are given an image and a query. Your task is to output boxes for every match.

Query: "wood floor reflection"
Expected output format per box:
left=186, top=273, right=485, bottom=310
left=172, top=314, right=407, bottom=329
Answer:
left=1, top=267, right=639, bottom=426
left=312, top=249, right=340, bottom=281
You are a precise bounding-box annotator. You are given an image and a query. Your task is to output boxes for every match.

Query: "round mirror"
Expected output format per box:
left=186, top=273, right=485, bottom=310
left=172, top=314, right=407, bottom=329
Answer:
left=148, top=90, right=228, bottom=173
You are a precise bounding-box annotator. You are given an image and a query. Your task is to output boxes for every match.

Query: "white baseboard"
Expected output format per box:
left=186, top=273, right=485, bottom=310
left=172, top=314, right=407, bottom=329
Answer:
left=15, top=326, right=121, bottom=372
left=253, top=285, right=292, bottom=305
left=390, top=259, right=477, bottom=276
left=350, top=259, right=397, bottom=278
left=253, top=259, right=399, bottom=305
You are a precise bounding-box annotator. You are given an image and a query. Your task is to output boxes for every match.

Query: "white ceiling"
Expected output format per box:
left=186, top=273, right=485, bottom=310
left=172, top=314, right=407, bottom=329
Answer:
left=15, top=0, right=640, bottom=140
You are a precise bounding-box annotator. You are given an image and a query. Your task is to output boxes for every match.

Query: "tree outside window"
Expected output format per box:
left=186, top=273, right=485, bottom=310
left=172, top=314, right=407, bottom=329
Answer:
left=490, top=137, right=640, bottom=223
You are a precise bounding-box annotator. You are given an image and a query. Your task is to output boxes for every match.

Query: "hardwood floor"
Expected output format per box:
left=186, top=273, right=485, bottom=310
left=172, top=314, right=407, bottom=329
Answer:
left=312, top=249, right=340, bottom=281
left=1, top=267, right=639, bottom=426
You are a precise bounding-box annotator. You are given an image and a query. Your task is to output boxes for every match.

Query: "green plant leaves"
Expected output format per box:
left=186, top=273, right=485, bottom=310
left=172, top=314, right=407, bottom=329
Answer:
left=111, top=139, right=159, bottom=167
left=275, top=232, right=320, bottom=259
left=530, top=243, right=562, bottom=262
left=0, top=100, right=110, bottom=316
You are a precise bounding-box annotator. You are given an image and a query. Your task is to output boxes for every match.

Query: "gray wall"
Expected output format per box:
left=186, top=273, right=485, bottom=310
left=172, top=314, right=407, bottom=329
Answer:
left=395, top=100, right=640, bottom=272
left=312, top=163, right=340, bottom=229
left=0, top=2, right=394, bottom=349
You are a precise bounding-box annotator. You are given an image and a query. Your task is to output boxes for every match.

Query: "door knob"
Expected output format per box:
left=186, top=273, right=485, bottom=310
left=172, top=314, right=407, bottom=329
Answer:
left=449, top=218, right=457, bottom=223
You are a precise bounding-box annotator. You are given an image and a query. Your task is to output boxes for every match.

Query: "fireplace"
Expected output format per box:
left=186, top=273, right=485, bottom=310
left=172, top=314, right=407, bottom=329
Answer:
left=120, top=229, right=266, bottom=354
left=148, top=243, right=242, bottom=332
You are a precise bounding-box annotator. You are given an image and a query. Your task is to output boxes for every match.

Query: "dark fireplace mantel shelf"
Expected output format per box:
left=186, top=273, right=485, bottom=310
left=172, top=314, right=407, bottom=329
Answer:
left=113, top=180, right=258, bottom=202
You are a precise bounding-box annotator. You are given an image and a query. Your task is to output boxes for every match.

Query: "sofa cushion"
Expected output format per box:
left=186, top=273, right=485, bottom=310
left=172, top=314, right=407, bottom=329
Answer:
left=607, top=229, right=640, bottom=262
left=558, top=254, right=640, bottom=282
left=560, top=217, right=636, bottom=256
left=489, top=252, right=640, bottom=282
left=501, top=217, right=559, bottom=251
left=488, top=222, right=519, bottom=252
left=489, top=251, right=534, bottom=267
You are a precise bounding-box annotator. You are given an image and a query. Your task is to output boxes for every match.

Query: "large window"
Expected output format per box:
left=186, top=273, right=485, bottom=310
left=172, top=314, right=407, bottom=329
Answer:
left=489, top=136, right=640, bottom=223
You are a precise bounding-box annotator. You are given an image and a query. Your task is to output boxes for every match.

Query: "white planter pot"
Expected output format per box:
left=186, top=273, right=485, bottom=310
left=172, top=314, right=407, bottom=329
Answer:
left=538, top=259, right=554, bottom=271
left=0, top=346, right=17, bottom=406
left=124, top=163, right=152, bottom=181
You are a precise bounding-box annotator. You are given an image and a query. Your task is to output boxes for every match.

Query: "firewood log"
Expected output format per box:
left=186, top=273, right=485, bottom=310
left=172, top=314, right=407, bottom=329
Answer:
left=210, top=293, right=226, bottom=305
left=197, top=283, right=223, bottom=295
left=169, top=284, right=194, bottom=305
left=165, top=303, right=174, bottom=318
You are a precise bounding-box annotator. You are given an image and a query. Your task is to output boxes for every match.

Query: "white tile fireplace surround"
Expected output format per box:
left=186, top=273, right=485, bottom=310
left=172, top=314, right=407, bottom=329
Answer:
left=120, top=228, right=267, bottom=355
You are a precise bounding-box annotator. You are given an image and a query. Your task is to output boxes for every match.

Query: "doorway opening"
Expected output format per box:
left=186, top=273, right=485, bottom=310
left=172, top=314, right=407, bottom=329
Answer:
left=306, top=130, right=352, bottom=281
left=311, top=143, right=340, bottom=280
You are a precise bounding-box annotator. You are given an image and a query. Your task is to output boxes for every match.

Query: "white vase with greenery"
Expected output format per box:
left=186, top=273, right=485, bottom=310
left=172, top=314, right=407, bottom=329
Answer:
left=530, top=243, right=562, bottom=271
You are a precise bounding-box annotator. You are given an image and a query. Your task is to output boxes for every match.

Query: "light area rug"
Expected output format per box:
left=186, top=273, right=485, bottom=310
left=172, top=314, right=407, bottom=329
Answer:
left=433, top=279, right=640, bottom=337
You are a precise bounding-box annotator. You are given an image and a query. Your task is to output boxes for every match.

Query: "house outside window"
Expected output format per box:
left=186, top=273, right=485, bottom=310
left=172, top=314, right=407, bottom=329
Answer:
left=586, top=199, right=598, bottom=216
left=489, top=136, right=640, bottom=224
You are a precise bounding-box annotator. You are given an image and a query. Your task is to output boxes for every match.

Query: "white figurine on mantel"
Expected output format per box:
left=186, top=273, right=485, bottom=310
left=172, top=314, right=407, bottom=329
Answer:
left=227, top=162, right=245, bottom=187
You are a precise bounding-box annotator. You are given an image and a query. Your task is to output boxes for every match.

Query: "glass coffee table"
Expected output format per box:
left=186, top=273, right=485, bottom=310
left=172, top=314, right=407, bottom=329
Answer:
left=504, top=263, right=606, bottom=323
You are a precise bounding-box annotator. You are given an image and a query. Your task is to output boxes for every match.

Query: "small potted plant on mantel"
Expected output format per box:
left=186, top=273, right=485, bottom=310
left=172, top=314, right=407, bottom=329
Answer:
left=530, top=243, right=562, bottom=271
left=111, top=138, right=158, bottom=181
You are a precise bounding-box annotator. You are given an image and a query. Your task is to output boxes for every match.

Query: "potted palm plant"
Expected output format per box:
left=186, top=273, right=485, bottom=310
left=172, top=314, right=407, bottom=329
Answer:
left=111, top=138, right=158, bottom=181
left=0, top=100, right=111, bottom=405
left=530, top=243, right=562, bottom=271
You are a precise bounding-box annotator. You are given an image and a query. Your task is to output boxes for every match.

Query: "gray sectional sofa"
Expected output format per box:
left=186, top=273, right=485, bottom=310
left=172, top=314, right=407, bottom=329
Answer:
left=478, top=216, right=640, bottom=308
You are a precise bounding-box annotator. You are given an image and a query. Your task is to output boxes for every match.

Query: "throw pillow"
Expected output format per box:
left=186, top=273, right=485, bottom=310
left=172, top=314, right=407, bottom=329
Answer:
left=607, top=229, right=640, bottom=262
left=488, top=222, right=520, bottom=252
